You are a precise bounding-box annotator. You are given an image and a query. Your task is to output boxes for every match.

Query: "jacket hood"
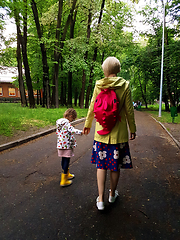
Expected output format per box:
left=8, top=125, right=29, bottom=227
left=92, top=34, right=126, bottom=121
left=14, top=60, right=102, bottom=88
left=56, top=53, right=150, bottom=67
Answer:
left=56, top=118, right=69, bottom=125
left=95, top=77, right=126, bottom=89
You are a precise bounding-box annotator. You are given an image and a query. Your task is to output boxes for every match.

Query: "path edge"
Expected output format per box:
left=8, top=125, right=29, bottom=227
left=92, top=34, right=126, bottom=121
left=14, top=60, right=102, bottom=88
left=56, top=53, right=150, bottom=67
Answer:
left=0, top=118, right=86, bottom=152
left=151, top=116, right=180, bottom=149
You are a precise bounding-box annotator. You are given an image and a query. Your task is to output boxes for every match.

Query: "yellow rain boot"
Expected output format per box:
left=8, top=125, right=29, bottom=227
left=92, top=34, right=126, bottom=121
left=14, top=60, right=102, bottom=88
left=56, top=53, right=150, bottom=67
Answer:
left=60, top=173, right=72, bottom=187
left=67, top=169, right=75, bottom=180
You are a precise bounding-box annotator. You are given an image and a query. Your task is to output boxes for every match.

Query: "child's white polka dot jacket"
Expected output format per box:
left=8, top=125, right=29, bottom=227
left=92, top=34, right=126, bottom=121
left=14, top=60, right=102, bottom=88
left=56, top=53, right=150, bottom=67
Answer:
left=56, top=118, right=82, bottom=149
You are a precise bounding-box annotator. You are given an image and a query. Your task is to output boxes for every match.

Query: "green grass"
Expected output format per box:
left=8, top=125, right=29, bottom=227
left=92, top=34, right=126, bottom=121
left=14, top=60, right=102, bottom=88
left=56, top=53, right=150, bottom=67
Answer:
left=141, top=104, right=180, bottom=124
left=1, top=102, right=179, bottom=137
left=0, top=103, right=88, bottom=137
left=141, top=103, right=166, bottom=111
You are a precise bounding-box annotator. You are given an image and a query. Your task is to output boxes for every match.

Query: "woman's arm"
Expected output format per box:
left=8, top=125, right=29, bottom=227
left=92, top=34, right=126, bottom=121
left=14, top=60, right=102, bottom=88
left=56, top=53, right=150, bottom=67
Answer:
left=124, top=85, right=136, bottom=137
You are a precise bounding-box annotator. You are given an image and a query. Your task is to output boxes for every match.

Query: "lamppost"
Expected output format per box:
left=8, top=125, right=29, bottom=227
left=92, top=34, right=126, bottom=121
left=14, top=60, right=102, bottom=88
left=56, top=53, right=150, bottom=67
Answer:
left=158, top=0, right=165, bottom=117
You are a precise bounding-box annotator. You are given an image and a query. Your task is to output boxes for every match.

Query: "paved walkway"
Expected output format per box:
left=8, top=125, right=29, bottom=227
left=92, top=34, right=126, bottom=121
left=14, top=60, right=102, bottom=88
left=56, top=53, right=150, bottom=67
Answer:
left=0, top=111, right=179, bottom=240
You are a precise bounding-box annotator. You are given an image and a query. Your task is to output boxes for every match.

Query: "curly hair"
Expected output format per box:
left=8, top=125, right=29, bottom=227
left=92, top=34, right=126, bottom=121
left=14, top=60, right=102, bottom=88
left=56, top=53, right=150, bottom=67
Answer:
left=63, top=108, right=77, bottom=119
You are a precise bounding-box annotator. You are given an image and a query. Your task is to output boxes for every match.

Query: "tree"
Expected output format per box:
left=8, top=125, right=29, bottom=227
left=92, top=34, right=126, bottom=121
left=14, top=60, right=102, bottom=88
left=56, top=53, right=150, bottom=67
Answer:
left=13, top=0, right=35, bottom=108
left=130, top=1, right=180, bottom=109
left=84, top=0, right=105, bottom=109
left=67, top=6, right=78, bottom=107
left=51, top=0, right=63, bottom=108
left=31, top=0, right=50, bottom=108
left=79, top=1, right=93, bottom=109
left=51, top=0, right=77, bottom=108
left=16, top=23, right=27, bottom=107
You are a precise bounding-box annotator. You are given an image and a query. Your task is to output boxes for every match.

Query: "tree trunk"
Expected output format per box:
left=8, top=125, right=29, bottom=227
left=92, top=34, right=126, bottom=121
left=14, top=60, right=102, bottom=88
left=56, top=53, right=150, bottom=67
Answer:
left=85, top=0, right=105, bottom=108
left=101, top=51, right=105, bottom=64
left=79, top=70, right=86, bottom=108
left=37, top=78, right=40, bottom=105
left=31, top=0, right=50, bottom=108
left=21, top=43, right=35, bottom=108
left=37, top=89, right=39, bottom=105
left=51, top=0, right=63, bottom=107
left=79, top=5, right=92, bottom=109
left=74, top=87, right=78, bottom=106
left=138, top=74, right=147, bottom=108
left=16, top=23, right=27, bottom=107
left=68, top=72, right=72, bottom=106
left=40, top=89, right=42, bottom=106
left=14, top=0, right=35, bottom=108
left=52, top=0, right=77, bottom=108
left=64, top=82, right=67, bottom=106
left=85, top=47, right=97, bottom=108
left=22, top=0, right=35, bottom=107
left=60, top=81, right=63, bottom=105
left=68, top=8, right=77, bottom=107
left=163, top=94, right=170, bottom=111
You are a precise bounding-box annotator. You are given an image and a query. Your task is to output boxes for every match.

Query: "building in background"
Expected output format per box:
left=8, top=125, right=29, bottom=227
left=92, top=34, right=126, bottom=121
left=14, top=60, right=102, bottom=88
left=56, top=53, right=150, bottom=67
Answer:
left=0, top=66, right=20, bottom=100
left=0, top=66, right=41, bottom=102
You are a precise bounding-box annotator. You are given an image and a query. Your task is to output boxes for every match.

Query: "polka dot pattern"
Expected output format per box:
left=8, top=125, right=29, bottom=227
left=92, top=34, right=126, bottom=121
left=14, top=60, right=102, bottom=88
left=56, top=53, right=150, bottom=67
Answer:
left=91, top=141, right=133, bottom=171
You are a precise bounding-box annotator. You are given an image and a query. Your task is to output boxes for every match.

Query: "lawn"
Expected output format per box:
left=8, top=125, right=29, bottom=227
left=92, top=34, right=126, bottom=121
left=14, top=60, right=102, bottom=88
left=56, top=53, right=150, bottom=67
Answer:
left=0, top=103, right=179, bottom=137
left=0, top=103, right=88, bottom=137
left=141, top=104, right=180, bottom=124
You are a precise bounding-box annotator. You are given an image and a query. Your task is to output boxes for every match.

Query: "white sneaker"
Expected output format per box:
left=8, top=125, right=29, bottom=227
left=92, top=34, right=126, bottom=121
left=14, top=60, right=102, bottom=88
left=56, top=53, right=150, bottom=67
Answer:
left=109, top=190, right=119, bottom=203
left=96, top=197, right=104, bottom=210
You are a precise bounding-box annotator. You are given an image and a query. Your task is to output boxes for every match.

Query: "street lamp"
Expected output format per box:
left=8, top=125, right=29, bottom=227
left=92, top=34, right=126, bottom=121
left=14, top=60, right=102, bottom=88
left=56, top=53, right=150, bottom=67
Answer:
left=158, top=0, right=165, bottom=117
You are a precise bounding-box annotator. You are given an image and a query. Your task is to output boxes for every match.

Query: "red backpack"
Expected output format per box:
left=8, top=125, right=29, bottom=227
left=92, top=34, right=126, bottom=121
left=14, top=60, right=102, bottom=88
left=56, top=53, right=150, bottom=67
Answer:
left=93, top=88, right=120, bottom=135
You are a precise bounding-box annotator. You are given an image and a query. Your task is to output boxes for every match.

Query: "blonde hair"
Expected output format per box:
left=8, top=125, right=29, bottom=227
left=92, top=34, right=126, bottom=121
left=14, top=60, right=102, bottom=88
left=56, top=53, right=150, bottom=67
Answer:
left=63, top=108, right=77, bottom=119
left=102, top=57, right=121, bottom=75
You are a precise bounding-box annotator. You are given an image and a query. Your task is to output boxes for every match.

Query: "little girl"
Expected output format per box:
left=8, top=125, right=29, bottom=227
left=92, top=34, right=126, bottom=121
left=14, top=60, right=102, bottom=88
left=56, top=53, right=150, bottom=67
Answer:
left=56, top=108, right=83, bottom=187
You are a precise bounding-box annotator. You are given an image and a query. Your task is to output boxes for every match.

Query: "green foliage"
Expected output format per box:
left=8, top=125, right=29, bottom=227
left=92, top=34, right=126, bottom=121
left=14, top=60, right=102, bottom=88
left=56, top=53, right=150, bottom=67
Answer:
left=141, top=103, right=165, bottom=111
left=125, top=0, right=180, bottom=107
left=0, top=103, right=88, bottom=136
left=0, top=47, right=17, bottom=66
left=1, top=0, right=179, bottom=110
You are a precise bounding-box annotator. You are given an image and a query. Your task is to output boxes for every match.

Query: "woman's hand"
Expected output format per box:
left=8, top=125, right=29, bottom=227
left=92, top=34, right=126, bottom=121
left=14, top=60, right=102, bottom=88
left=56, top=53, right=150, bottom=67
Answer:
left=83, top=127, right=90, bottom=135
left=130, top=132, right=136, bottom=140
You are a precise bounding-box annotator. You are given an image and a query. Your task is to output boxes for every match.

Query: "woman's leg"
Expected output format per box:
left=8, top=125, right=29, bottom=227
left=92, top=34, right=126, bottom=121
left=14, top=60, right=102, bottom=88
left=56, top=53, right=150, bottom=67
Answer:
left=97, top=169, right=107, bottom=202
left=61, top=157, right=70, bottom=174
left=110, top=169, right=120, bottom=197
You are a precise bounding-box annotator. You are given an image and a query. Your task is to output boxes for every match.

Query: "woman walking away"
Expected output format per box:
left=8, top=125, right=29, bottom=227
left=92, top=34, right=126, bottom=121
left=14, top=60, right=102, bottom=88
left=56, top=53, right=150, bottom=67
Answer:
left=56, top=108, right=83, bottom=187
left=83, top=57, right=136, bottom=210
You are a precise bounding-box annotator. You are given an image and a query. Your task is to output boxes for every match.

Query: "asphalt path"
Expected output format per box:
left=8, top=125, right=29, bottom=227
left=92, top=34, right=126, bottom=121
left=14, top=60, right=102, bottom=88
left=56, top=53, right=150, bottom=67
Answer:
left=0, top=111, right=180, bottom=240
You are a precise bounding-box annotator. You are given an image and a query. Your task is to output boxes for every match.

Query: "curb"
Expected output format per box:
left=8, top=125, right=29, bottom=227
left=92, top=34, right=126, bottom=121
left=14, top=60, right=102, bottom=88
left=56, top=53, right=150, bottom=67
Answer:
left=0, top=118, right=86, bottom=152
left=151, top=116, right=180, bottom=149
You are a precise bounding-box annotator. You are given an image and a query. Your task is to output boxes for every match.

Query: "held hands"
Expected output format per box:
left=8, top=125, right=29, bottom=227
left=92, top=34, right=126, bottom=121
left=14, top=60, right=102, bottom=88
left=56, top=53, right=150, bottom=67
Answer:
left=83, top=127, right=90, bottom=135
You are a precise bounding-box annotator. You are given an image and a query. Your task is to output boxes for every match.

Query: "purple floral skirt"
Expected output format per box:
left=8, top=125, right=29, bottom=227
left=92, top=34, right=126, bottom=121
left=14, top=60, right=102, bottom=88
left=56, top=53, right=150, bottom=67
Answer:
left=91, top=141, right=133, bottom=171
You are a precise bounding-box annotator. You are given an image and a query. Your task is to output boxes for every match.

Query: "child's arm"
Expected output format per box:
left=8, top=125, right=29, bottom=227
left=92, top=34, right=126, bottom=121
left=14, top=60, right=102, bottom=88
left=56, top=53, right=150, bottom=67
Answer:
left=67, top=123, right=82, bottom=135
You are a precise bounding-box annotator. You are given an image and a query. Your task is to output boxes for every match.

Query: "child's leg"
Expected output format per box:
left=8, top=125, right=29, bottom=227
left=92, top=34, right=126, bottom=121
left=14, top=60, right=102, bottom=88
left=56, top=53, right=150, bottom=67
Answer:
left=60, top=157, right=72, bottom=187
left=110, top=170, right=120, bottom=197
left=97, top=169, right=107, bottom=202
left=61, top=157, right=70, bottom=174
